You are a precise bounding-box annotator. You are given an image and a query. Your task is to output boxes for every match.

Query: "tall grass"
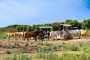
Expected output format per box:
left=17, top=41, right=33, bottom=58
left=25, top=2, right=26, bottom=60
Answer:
left=0, top=32, right=7, bottom=40
left=0, top=54, right=32, bottom=60
left=0, top=34, right=90, bottom=60
left=0, top=45, right=90, bottom=60
left=1, top=51, right=90, bottom=60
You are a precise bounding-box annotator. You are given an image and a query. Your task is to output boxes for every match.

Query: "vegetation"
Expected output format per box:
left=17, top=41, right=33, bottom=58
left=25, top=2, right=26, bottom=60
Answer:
left=0, top=41, right=90, bottom=60
left=0, top=19, right=89, bottom=40
left=0, top=19, right=89, bottom=32
left=0, top=19, right=89, bottom=60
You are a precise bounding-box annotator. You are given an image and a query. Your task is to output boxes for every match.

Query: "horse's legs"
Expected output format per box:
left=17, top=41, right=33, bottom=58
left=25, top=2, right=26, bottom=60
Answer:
left=79, top=35, right=81, bottom=39
left=7, top=35, right=11, bottom=40
left=84, top=34, right=87, bottom=39
left=34, top=36, right=37, bottom=41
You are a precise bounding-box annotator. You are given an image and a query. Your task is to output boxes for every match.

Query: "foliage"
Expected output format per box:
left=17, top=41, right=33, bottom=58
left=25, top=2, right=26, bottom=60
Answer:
left=82, top=19, right=90, bottom=29
left=0, top=40, right=90, bottom=60
left=0, top=19, right=89, bottom=32
left=65, top=19, right=81, bottom=28
left=0, top=19, right=89, bottom=39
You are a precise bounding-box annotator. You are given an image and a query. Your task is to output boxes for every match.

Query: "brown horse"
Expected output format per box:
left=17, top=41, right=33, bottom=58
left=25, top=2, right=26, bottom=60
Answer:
left=7, top=32, right=26, bottom=40
left=15, top=32, right=26, bottom=40
left=24, top=30, right=45, bottom=41
left=7, top=32, right=16, bottom=40
left=7, top=30, right=45, bottom=41
left=80, top=29, right=87, bottom=39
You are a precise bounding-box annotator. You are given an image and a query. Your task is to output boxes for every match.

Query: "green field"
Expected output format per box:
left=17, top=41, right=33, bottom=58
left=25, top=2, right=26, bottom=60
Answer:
left=0, top=30, right=89, bottom=60
left=0, top=40, right=90, bottom=60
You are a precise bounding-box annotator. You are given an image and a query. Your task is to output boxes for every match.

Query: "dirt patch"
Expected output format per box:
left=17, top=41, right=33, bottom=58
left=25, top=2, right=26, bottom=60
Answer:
left=0, top=38, right=89, bottom=54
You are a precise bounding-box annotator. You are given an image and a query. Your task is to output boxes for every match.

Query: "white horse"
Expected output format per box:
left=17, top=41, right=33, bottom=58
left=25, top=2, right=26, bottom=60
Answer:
left=50, top=31, right=64, bottom=40
left=68, top=29, right=80, bottom=39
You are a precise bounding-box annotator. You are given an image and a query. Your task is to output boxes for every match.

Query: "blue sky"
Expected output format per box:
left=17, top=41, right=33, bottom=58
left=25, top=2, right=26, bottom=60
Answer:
left=0, top=0, right=90, bottom=27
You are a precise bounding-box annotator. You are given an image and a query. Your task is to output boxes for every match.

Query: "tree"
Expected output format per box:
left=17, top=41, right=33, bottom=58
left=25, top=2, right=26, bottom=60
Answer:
left=51, top=22, right=62, bottom=31
left=65, top=19, right=81, bottom=28
left=82, top=19, right=90, bottom=29
left=44, top=23, right=52, bottom=26
left=51, top=22, right=61, bottom=27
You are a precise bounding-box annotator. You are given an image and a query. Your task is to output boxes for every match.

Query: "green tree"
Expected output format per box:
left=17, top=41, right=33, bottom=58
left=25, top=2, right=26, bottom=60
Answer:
left=51, top=22, right=61, bottom=27
left=82, top=19, right=90, bottom=29
left=65, top=19, right=80, bottom=28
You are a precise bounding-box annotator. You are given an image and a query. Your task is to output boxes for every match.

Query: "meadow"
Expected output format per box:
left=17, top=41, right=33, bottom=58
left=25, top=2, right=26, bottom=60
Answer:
left=0, top=29, right=89, bottom=60
left=0, top=39, right=90, bottom=60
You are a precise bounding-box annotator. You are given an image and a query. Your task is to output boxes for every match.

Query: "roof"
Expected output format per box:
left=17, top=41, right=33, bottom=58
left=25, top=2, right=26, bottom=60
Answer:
left=39, top=26, right=53, bottom=29
left=73, top=27, right=78, bottom=28
left=61, top=24, right=72, bottom=27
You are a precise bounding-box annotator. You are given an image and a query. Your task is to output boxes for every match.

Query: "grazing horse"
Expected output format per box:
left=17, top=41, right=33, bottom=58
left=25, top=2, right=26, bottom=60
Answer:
left=24, top=30, right=45, bottom=41
left=7, top=32, right=16, bottom=40
left=68, top=29, right=80, bottom=39
left=49, top=30, right=74, bottom=40
left=50, top=31, right=61, bottom=40
left=24, top=32, right=33, bottom=40
left=6, top=30, right=46, bottom=41
left=15, top=32, right=26, bottom=40
left=7, top=32, right=26, bottom=40
left=80, top=29, right=87, bottom=39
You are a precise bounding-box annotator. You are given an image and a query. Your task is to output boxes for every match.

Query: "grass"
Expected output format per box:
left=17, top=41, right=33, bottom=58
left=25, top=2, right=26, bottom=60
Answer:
left=0, top=30, right=90, bottom=60
left=87, top=30, right=90, bottom=37
left=0, top=49, right=90, bottom=60
left=0, top=41, right=90, bottom=60
left=0, top=54, right=32, bottom=60
left=0, top=32, right=7, bottom=40
left=0, top=30, right=90, bottom=40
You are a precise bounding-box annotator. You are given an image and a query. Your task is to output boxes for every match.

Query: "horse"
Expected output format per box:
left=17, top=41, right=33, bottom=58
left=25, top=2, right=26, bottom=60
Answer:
left=80, top=29, right=87, bottom=39
left=68, top=29, right=80, bottom=39
left=24, top=30, right=45, bottom=41
left=7, top=32, right=16, bottom=40
left=15, top=32, right=26, bottom=40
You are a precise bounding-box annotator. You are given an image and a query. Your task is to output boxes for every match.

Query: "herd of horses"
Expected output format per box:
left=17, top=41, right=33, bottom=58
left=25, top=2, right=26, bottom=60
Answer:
left=7, top=30, right=48, bottom=41
left=6, top=29, right=87, bottom=41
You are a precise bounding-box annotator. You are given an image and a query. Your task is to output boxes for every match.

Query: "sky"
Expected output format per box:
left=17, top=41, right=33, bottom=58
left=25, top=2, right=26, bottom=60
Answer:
left=0, top=0, right=90, bottom=27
